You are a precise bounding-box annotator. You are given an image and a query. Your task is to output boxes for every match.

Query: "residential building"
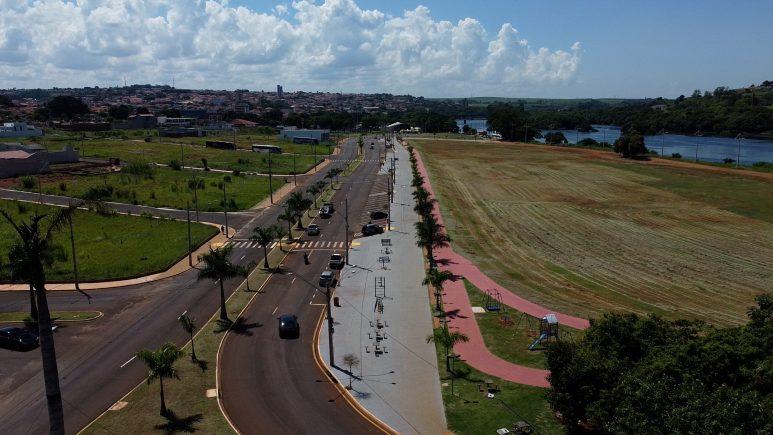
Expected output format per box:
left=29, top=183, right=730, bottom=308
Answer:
left=276, top=126, right=330, bottom=144
left=0, top=142, right=79, bottom=178
left=0, top=122, right=43, bottom=138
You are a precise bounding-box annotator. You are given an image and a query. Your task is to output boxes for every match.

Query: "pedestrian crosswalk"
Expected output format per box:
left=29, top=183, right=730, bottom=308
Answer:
left=224, top=240, right=346, bottom=250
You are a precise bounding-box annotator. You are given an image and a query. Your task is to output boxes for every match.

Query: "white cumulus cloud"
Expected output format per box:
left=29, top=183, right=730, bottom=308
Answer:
left=0, top=0, right=582, bottom=96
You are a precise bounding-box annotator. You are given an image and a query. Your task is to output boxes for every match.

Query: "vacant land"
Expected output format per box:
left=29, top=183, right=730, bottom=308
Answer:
left=413, top=139, right=773, bottom=325
left=13, top=166, right=282, bottom=211
left=0, top=200, right=216, bottom=282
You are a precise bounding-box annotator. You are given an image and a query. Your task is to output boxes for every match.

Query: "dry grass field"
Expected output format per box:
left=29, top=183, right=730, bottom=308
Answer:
left=412, top=139, right=773, bottom=326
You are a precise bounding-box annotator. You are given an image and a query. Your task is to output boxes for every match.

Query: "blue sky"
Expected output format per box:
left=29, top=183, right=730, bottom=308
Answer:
left=1, top=0, right=771, bottom=98
left=231, top=0, right=773, bottom=98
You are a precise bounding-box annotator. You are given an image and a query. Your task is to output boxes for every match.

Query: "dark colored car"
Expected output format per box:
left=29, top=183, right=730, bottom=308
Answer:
left=322, top=203, right=335, bottom=213
left=361, top=223, right=384, bottom=236
left=370, top=210, right=388, bottom=220
left=278, top=314, right=300, bottom=339
left=319, top=206, right=332, bottom=218
left=306, top=224, right=320, bottom=236
left=319, top=270, right=336, bottom=287
left=329, top=253, right=345, bottom=269
left=0, top=326, right=39, bottom=351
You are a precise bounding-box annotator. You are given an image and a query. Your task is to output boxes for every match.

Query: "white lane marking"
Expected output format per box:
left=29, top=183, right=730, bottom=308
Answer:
left=181, top=310, right=187, bottom=316
left=240, top=255, right=245, bottom=260
left=120, top=356, right=136, bottom=368
left=271, top=306, right=278, bottom=315
left=291, top=277, right=296, bottom=284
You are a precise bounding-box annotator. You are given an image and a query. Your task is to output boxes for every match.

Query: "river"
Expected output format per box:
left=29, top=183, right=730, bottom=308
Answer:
left=456, top=120, right=772, bottom=165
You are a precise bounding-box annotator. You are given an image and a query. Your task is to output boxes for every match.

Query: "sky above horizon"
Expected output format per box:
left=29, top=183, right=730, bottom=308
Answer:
left=1, top=0, right=771, bottom=99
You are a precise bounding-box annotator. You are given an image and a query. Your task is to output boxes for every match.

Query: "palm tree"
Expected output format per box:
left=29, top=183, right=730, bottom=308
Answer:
left=178, top=314, right=197, bottom=361
left=197, top=245, right=244, bottom=322
left=423, top=268, right=454, bottom=312
left=136, top=343, right=184, bottom=416
left=250, top=226, right=274, bottom=269
left=306, top=183, right=322, bottom=208
left=427, top=326, right=470, bottom=372
left=415, top=215, right=451, bottom=266
left=1, top=207, right=75, bottom=434
left=413, top=196, right=436, bottom=218
left=287, top=191, right=313, bottom=229
left=271, top=224, right=286, bottom=251
left=278, top=205, right=295, bottom=242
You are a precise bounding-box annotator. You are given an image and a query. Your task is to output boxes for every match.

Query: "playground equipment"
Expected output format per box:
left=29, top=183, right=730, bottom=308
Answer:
left=528, top=313, right=559, bottom=350
left=484, top=289, right=503, bottom=312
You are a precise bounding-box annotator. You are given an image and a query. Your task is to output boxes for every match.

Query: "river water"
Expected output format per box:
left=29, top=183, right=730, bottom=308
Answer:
left=456, top=120, right=772, bottom=165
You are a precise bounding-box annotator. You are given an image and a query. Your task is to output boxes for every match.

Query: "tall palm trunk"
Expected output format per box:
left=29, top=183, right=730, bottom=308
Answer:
left=33, top=277, right=65, bottom=434
left=159, top=377, right=167, bottom=416
left=262, top=245, right=269, bottom=269
left=218, top=279, right=228, bottom=321
left=29, top=282, right=38, bottom=321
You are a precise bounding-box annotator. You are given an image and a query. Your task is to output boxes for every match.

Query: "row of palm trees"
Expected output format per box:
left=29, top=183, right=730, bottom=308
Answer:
left=405, top=146, right=470, bottom=374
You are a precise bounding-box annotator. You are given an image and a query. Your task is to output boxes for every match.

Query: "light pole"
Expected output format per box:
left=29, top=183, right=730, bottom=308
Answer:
left=658, top=129, right=666, bottom=157
left=268, top=150, right=274, bottom=204
left=186, top=201, right=193, bottom=267
left=694, top=130, right=702, bottom=162
left=344, top=197, right=350, bottom=264
left=222, top=182, right=229, bottom=238
left=192, top=173, right=200, bottom=222
left=325, top=284, right=335, bottom=366
left=735, top=133, right=743, bottom=168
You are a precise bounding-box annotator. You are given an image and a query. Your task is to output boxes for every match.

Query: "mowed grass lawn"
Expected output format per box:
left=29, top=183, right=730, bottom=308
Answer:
left=42, top=139, right=322, bottom=174
left=0, top=200, right=217, bottom=282
left=14, top=166, right=283, bottom=211
left=412, top=139, right=773, bottom=326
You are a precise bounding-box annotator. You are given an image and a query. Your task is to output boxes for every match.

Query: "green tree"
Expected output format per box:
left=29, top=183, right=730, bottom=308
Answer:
left=613, top=130, right=648, bottom=158
left=415, top=215, right=451, bottom=266
left=305, top=182, right=324, bottom=208
left=543, top=131, right=568, bottom=145
left=250, top=226, right=275, bottom=269
left=342, top=353, right=360, bottom=390
left=197, top=245, right=244, bottom=322
left=278, top=205, right=295, bottom=242
left=178, top=314, right=197, bottom=361
left=423, top=268, right=454, bottom=312
left=136, top=343, right=184, bottom=416
left=287, top=191, right=313, bottom=229
left=0, top=208, right=76, bottom=434
left=46, top=95, right=89, bottom=119
left=427, top=326, right=470, bottom=372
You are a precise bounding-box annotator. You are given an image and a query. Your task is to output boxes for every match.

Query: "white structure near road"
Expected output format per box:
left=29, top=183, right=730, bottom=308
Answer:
left=0, top=122, right=43, bottom=138
left=0, top=142, right=79, bottom=178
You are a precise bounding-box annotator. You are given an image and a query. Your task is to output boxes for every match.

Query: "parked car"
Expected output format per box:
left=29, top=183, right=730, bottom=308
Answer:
left=319, top=270, right=336, bottom=287
left=322, top=203, right=335, bottom=213
left=319, top=206, right=332, bottom=218
left=361, top=223, right=384, bottom=236
left=370, top=210, right=388, bottom=220
left=277, top=314, right=300, bottom=339
left=329, top=253, right=345, bottom=269
left=0, top=326, right=38, bottom=351
left=306, top=224, right=320, bottom=236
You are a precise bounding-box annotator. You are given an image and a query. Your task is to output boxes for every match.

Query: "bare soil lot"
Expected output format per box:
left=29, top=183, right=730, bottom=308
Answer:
left=412, top=139, right=773, bottom=325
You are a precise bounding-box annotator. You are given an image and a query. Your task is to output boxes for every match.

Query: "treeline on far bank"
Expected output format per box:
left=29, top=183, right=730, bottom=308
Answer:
left=487, top=83, right=773, bottom=139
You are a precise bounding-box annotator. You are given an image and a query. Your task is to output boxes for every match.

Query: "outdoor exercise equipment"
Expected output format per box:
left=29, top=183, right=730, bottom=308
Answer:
left=528, top=313, right=559, bottom=350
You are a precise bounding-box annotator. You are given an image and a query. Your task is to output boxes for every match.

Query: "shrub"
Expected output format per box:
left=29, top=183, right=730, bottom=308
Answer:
left=723, top=158, right=735, bottom=164
left=83, top=185, right=114, bottom=200
left=613, top=131, right=647, bottom=158
left=169, top=160, right=182, bottom=170
left=752, top=161, right=771, bottom=168
left=17, top=203, right=28, bottom=214
left=232, top=169, right=242, bottom=177
left=20, top=176, right=36, bottom=189
left=124, top=161, right=154, bottom=179
left=201, top=158, right=210, bottom=171
left=149, top=191, right=156, bottom=199
left=544, top=131, right=568, bottom=145
left=671, top=153, right=682, bottom=159
left=223, top=175, right=232, bottom=183
left=187, top=179, right=205, bottom=190
left=577, top=138, right=598, bottom=147
left=58, top=182, right=67, bottom=192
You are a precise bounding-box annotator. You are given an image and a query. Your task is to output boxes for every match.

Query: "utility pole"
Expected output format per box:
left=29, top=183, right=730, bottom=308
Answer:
left=180, top=142, right=184, bottom=166
left=325, top=284, right=335, bottom=366
left=192, top=174, right=200, bottom=222
left=344, top=197, right=350, bottom=264
left=292, top=153, right=297, bottom=186
left=268, top=150, right=274, bottom=204
left=68, top=215, right=80, bottom=292
left=186, top=201, right=193, bottom=267
left=735, top=134, right=742, bottom=168
left=222, top=183, right=229, bottom=238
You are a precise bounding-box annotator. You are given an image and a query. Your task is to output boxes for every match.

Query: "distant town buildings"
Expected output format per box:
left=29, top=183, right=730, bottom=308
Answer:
left=0, top=122, right=43, bottom=138
left=0, top=142, right=79, bottom=178
left=277, top=84, right=284, bottom=99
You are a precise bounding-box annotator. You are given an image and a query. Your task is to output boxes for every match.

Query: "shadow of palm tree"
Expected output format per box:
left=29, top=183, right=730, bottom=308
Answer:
left=444, top=308, right=467, bottom=319
left=154, top=410, right=203, bottom=434
left=229, top=316, right=263, bottom=336
left=193, top=359, right=209, bottom=372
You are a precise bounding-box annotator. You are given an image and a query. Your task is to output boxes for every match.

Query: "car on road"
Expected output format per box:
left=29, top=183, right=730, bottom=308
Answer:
left=278, top=314, right=300, bottom=339
left=370, top=210, right=388, bottom=220
left=0, top=326, right=38, bottom=351
left=319, top=270, right=336, bottom=287
left=329, top=253, right=345, bottom=269
left=306, top=224, right=320, bottom=236
left=361, top=223, right=384, bottom=236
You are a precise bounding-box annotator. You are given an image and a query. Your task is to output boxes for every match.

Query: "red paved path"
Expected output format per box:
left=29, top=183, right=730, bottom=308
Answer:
left=413, top=148, right=590, bottom=388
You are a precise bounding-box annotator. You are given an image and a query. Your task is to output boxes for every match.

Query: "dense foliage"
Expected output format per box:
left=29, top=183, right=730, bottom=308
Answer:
left=44, top=95, right=90, bottom=119
left=546, top=294, right=773, bottom=433
left=486, top=103, right=540, bottom=141
left=613, top=130, right=647, bottom=158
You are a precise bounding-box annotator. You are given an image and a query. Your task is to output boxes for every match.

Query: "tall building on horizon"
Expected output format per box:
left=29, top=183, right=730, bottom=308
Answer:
left=277, top=84, right=284, bottom=99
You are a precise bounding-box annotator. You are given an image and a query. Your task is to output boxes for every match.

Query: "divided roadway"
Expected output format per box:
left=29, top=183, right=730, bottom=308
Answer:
left=218, top=140, right=386, bottom=433
left=0, top=137, right=365, bottom=434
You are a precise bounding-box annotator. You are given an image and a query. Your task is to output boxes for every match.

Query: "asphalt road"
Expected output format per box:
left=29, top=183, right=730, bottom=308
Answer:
left=219, top=141, right=386, bottom=434
left=0, top=137, right=361, bottom=434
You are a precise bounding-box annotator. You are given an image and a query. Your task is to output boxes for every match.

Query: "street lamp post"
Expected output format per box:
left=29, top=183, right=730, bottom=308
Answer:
left=735, top=134, right=743, bottom=168
left=268, top=150, right=274, bottom=204
left=694, top=130, right=703, bottom=162
left=658, top=129, right=666, bottom=157
left=222, top=183, right=229, bottom=238
left=325, top=284, right=335, bottom=366
left=186, top=201, right=193, bottom=267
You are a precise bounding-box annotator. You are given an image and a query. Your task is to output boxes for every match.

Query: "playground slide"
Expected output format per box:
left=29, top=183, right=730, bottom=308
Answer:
left=528, top=333, right=549, bottom=351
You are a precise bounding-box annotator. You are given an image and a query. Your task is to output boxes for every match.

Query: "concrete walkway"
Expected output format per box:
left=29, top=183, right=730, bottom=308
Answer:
left=318, top=140, right=447, bottom=434
left=411, top=144, right=590, bottom=388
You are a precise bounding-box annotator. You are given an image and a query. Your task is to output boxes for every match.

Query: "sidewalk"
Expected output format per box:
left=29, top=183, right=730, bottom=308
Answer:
left=410, top=144, right=590, bottom=388
left=0, top=226, right=233, bottom=292
left=318, top=140, right=447, bottom=434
